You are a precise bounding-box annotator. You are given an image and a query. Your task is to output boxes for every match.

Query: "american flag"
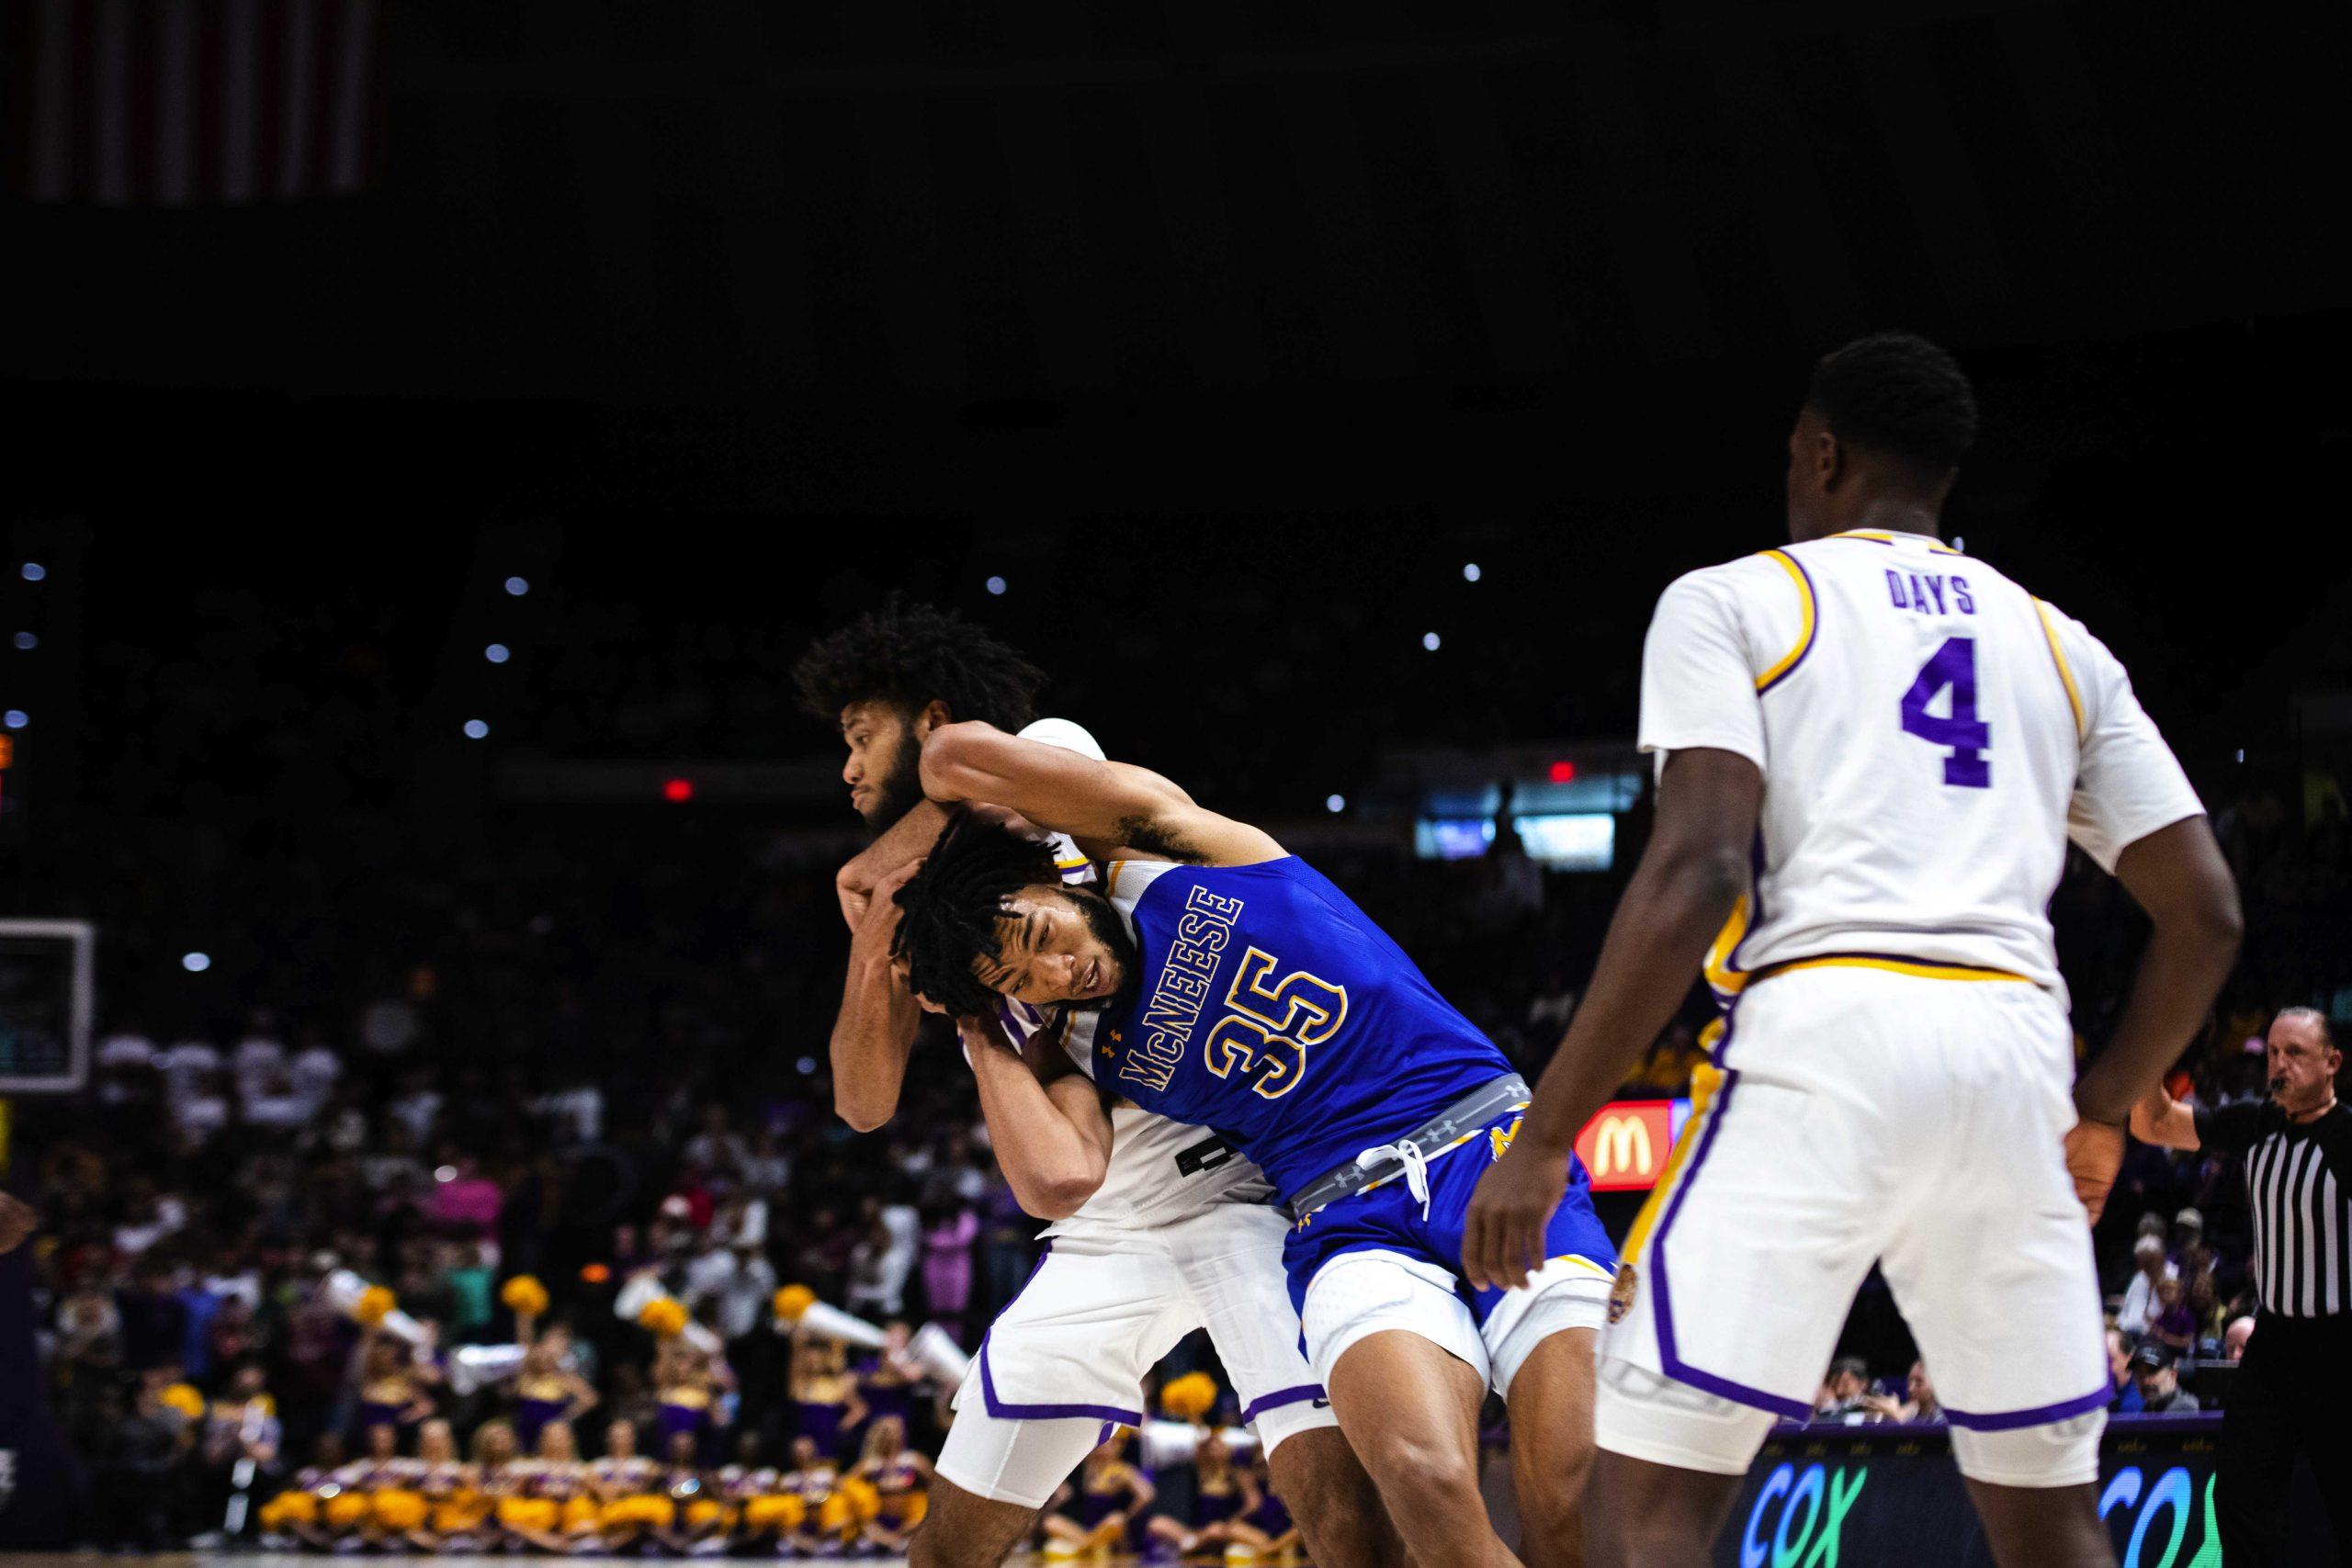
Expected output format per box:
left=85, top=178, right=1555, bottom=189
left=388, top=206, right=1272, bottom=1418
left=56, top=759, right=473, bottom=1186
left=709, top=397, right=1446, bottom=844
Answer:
left=12, top=0, right=383, bottom=204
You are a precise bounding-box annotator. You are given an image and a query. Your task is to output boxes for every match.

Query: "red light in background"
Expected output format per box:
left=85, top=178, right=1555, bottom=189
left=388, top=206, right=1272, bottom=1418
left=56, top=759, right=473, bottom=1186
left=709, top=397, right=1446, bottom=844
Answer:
left=1547, top=761, right=1577, bottom=783
left=662, top=778, right=695, bottom=803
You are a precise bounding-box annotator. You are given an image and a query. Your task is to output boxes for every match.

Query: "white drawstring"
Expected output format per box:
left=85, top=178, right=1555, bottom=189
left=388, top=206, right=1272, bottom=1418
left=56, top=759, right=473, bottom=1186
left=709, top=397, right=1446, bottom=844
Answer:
left=1357, top=1140, right=1432, bottom=1219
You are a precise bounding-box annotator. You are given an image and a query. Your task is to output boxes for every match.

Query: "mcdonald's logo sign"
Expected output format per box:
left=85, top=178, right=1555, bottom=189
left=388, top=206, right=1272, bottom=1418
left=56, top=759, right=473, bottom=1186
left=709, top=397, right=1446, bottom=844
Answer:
left=1573, top=1100, right=1678, bottom=1191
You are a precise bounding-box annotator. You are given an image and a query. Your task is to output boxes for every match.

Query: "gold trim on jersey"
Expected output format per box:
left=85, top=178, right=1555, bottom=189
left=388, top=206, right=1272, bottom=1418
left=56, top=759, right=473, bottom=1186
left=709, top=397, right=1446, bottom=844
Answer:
left=2031, top=599, right=2086, bottom=741
left=1752, top=954, right=2032, bottom=985
left=1752, top=550, right=1815, bottom=692
left=1701, top=895, right=1751, bottom=1001
left=1622, top=1060, right=1724, bottom=1265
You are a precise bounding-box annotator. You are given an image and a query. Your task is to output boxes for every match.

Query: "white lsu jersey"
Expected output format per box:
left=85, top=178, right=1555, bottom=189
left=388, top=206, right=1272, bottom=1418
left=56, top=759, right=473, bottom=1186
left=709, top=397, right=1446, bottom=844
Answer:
left=989, top=720, right=1276, bottom=1241
left=1640, top=528, right=2204, bottom=1005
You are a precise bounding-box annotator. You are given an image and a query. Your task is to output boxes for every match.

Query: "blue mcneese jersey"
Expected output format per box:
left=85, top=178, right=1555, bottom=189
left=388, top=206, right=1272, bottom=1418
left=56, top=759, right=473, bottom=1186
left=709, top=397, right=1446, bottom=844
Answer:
left=1069, top=855, right=1518, bottom=1202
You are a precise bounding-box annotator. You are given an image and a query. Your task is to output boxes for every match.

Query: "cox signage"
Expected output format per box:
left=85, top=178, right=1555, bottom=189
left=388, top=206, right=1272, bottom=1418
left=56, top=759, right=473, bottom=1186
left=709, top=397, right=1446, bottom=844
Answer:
left=1572, top=1098, right=1691, bottom=1190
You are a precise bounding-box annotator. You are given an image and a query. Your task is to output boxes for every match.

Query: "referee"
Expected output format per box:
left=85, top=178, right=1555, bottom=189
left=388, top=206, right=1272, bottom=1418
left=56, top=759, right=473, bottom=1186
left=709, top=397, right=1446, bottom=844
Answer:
left=2135, top=1007, right=2350, bottom=1564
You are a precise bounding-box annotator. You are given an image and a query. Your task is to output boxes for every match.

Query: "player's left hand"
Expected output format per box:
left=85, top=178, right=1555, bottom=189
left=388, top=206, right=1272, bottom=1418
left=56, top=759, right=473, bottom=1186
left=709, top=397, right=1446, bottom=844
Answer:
left=1462, top=1138, right=1567, bottom=1292
left=2063, top=1118, right=2124, bottom=1224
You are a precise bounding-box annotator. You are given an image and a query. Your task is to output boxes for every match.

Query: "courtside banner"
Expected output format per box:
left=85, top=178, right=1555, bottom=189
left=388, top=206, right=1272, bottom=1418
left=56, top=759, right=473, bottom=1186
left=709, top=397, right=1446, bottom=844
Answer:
left=1704, top=1416, right=2334, bottom=1565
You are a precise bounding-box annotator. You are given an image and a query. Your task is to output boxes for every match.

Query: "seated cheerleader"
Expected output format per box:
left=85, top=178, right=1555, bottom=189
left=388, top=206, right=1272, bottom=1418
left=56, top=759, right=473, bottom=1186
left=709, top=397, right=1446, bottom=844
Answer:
left=469, top=1421, right=526, bottom=1551
left=588, top=1417, right=671, bottom=1551
left=321, top=1421, right=404, bottom=1551
left=408, top=1418, right=488, bottom=1552
left=1145, top=1430, right=1261, bottom=1562
left=256, top=1431, right=346, bottom=1551
left=847, top=1415, right=933, bottom=1554
left=780, top=1433, right=854, bottom=1552
left=496, top=1419, right=587, bottom=1553
left=1043, top=1432, right=1156, bottom=1560
left=718, top=1433, right=801, bottom=1556
left=1227, top=1459, right=1302, bottom=1567
left=651, top=1427, right=729, bottom=1555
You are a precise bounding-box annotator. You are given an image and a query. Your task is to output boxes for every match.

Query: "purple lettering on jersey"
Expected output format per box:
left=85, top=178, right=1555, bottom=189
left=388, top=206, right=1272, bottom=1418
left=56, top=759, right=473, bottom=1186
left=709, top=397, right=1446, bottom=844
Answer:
left=1884, top=569, right=1907, bottom=609
left=1951, top=576, right=1975, bottom=615
left=1923, top=576, right=1948, bottom=615
left=1121, top=885, right=1246, bottom=1094
left=1907, top=574, right=1927, bottom=614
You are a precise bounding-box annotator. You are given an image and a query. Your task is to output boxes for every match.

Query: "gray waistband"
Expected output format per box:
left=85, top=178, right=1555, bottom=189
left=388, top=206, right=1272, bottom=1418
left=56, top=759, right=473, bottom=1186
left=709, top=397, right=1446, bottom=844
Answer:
left=1287, top=1073, right=1532, bottom=1216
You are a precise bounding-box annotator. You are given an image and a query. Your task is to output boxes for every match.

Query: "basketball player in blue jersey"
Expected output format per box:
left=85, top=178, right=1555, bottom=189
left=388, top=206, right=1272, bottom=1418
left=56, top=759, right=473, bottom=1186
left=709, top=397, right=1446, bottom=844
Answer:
left=796, top=605, right=1399, bottom=1568
left=892, top=729, right=1619, bottom=1568
left=1463, top=334, right=2242, bottom=1568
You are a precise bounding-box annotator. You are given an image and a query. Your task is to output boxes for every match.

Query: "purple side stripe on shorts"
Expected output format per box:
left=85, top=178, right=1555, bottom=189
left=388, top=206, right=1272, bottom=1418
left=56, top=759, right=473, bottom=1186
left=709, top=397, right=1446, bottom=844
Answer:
left=1238, top=1384, right=1324, bottom=1424
left=969, top=1242, right=1146, bottom=1426
left=1939, top=1383, right=2114, bottom=1432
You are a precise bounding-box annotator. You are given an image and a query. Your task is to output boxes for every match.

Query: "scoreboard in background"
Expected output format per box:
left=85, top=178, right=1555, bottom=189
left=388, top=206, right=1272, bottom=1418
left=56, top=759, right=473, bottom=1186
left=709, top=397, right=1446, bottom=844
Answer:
left=1572, top=1097, right=1693, bottom=1191
left=0, top=921, right=91, bottom=1094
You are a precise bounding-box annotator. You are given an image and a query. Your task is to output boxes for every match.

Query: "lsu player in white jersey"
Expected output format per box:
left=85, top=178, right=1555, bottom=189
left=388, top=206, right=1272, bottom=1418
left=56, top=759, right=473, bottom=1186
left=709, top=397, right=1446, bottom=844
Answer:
left=1464, top=334, right=2242, bottom=1568
left=795, top=604, right=1391, bottom=1568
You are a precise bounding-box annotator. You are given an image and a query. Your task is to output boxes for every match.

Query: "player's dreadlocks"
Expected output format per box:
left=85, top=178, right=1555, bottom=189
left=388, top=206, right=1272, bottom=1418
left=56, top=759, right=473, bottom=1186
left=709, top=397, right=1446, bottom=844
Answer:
left=891, top=808, right=1061, bottom=1019
left=1805, top=332, right=1979, bottom=475
left=794, top=595, right=1046, bottom=731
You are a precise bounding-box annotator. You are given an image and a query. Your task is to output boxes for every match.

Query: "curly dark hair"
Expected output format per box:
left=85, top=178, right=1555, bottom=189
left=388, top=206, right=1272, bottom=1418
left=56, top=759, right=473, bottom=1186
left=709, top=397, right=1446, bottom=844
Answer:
left=1804, top=332, right=1978, bottom=474
left=890, top=808, right=1061, bottom=1018
left=793, top=596, right=1046, bottom=731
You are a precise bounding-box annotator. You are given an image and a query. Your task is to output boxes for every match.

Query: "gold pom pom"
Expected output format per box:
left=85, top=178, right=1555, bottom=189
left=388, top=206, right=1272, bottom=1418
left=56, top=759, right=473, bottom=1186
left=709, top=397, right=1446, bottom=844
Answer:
left=354, top=1286, right=398, bottom=1327
left=637, top=1296, right=689, bottom=1338
left=772, top=1284, right=816, bottom=1324
left=500, top=1276, right=550, bottom=1317
left=1159, top=1371, right=1219, bottom=1422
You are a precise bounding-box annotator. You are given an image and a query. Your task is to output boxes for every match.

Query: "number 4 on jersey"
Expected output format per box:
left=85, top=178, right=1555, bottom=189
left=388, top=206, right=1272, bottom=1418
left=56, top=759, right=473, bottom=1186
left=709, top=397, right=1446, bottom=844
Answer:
left=1900, top=637, right=1991, bottom=787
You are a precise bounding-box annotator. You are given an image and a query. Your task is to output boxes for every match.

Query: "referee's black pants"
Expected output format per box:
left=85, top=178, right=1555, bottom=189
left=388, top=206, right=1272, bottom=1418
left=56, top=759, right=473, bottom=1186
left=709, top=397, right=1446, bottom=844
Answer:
left=2217, top=1311, right=2352, bottom=1565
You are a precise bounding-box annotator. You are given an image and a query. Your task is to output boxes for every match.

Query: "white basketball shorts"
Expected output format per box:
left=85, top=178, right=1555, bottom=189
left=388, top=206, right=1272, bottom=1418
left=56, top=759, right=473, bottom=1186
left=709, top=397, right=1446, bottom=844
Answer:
left=937, top=1203, right=1335, bottom=1509
left=1594, top=964, right=2109, bottom=1487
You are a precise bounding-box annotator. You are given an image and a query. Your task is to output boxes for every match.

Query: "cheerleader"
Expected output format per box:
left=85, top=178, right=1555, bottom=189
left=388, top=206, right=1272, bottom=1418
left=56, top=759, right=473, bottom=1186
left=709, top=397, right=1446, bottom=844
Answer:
left=1145, top=1430, right=1261, bottom=1561
left=586, top=1418, right=669, bottom=1551
left=653, top=1337, right=735, bottom=1461
left=780, top=1433, right=854, bottom=1551
left=1230, top=1459, right=1302, bottom=1566
left=788, top=1329, right=868, bottom=1462
left=350, top=1325, right=439, bottom=1442
left=847, top=1414, right=933, bottom=1554
left=1044, top=1433, right=1155, bottom=1559
left=653, top=1427, right=729, bottom=1555
left=320, top=1421, right=404, bottom=1550
left=508, top=1319, right=598, bottom=1454
left=718, top=1433, right=801, bottom=1555
left=256, top=1432, right=345, bottom=1551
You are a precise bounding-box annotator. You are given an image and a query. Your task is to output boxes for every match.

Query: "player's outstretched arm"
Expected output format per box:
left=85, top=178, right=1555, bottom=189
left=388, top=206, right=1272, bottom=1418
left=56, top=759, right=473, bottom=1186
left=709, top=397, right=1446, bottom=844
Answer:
left=1463, top=746, right=1761, bottom=1292
left=2127, top=1084, right=2201, bottom=1151
left=960, top=1013, right=1114, bottom=1221
left=830, top=860, right=926, bottom=1131
left=920, top=721, right=1283, bottom=867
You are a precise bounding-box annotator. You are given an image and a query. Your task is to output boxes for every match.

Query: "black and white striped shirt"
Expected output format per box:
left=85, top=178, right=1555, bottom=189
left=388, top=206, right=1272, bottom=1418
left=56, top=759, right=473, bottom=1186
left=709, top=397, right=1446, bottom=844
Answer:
left=2195, top=1098, right=2351, bottom=1319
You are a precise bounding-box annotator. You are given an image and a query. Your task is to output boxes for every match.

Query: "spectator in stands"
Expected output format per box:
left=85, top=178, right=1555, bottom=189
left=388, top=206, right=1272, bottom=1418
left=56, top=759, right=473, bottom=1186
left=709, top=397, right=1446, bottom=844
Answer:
left=1900, top=1360, right=1945, bottom=1425
left=2118, top=1235, right=2176, bottom=1336
left=2128, top=1343, right=2201, bottom=1415
left=2222, top=1315, right=2256, bottom=1362
left=1814, top=1357, right=1875, bottom=1422
left=2147, top=1276, right=2199, bottom=1356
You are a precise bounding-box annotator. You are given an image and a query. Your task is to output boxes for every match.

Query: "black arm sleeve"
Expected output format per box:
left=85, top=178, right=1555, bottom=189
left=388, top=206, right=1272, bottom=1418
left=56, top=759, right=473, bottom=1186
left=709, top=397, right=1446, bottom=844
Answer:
left=2190, top=1099, right=2265, bottom=1156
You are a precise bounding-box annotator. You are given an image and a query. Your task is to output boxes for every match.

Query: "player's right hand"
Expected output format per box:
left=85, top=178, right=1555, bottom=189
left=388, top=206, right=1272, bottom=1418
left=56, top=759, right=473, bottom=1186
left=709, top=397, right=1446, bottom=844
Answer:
left=1462, top=1138, right=1568, bottom=1292
left=2062, top=1118, right=2124, bottom=1224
